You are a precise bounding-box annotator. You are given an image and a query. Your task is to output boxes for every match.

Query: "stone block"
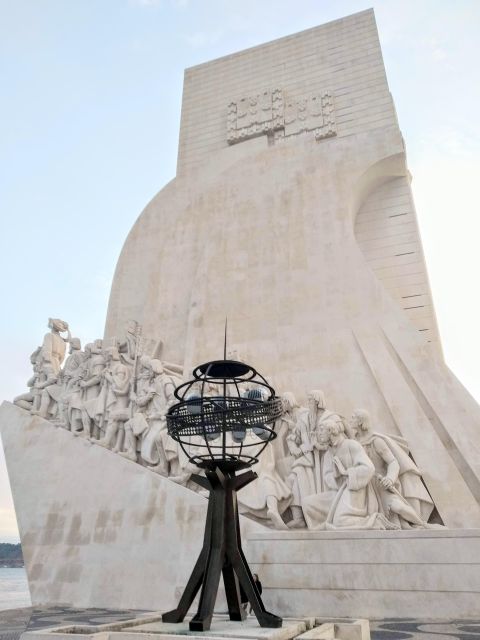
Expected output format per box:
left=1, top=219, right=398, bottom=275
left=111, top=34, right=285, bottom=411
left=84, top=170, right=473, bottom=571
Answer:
left=296, top=624, right=335, bottom=639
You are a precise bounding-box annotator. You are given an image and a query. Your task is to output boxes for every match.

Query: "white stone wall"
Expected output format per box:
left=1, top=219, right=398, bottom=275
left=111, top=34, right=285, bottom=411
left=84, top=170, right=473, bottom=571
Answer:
left=3, top=402, right=480, bottom=618
left=249, top=529, right=480, bottom=618
left=355, top=176, right=441, bottom=351
left=177, top=9, right=396, bottom=174
left=103, top=10, right=480, bottom=532
left=0, top=402, right=261, bottom=610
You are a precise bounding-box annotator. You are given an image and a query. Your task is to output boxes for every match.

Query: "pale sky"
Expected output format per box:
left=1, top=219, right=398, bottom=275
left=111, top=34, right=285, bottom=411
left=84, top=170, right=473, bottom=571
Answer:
left=1, top=0, right=479, bottom=542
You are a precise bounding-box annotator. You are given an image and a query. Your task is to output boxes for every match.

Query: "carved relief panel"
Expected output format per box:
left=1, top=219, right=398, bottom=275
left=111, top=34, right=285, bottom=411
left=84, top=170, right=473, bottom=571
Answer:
left=227, top=89, right=284, bottom=145
left=227, top=89, right=336, bottom=145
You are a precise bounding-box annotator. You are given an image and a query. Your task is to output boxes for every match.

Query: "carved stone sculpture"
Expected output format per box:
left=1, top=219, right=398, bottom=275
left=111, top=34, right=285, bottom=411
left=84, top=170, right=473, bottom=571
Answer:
left=97, top=347, right=132, bottom=452
left=13, top=347, right=42, bottom=411
left=297, top=390, right=344, bottom=494
left=351, top=409, right=435, bottom=528
left=11, top=319, right=443, bottom=533
left=58, top=338, right=86, bottom=432
left=238, top=388, right=293, bottom=530
left=274, top=392, right=297, bottom=469
left=117, top=319, right=142, bottom=366
left=31, top=319, right=71, bottom=420
left=302, top=418, right=395, bottom=530
left=139, top=360, right=180, bottom=475
left=42, top=318, right=70, bottom=375
left=284, top=395, right=315, bottom=529
left=80, top=340, right=106, bottom=438
left=119, top=355, right=154, bottom=461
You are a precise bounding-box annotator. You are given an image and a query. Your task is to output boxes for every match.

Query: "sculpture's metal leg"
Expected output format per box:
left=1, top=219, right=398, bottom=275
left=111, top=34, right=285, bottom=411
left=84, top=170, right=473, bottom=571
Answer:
left=226, top=478, right=282, bottom=628
left=165, top=468, right=281, bottom=631
left=229, top=548, right=281, bottom=628
left=189, top=471, right=226, bottom=632
left=222, top=556, right=246, bottom=621
left=162, top=475, right=215, bottom=624
left=161, top=546, right=208, bottom=623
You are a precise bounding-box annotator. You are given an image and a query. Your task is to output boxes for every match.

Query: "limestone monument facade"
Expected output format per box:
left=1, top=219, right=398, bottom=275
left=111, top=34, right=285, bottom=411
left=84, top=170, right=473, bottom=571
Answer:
left=2, top=8, right=480, bottom=618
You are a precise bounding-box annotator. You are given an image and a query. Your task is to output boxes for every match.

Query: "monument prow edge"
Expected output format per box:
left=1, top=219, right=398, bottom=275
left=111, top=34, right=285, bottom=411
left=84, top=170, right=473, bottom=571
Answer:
left=0, top=401, right=263, bottom=610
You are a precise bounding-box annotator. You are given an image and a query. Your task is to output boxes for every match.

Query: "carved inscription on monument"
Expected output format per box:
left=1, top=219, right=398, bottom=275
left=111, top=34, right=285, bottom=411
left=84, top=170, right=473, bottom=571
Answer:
left=227, top=89, right=284, bottom=144
left=227, top=89, right=336, bottom=145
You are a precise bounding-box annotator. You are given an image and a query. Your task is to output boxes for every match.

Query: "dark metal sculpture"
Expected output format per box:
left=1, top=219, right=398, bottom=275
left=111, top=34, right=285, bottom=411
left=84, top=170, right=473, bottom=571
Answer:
left=162, top=358, right=284, bottom=632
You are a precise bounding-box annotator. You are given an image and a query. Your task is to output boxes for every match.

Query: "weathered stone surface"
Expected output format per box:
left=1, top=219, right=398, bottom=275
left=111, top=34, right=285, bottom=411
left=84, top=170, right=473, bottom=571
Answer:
left=20, top=615, right=367, bottom=640
left=104, top=9, right=480, bottom=529
left=249, top=530, right=480, bottom=618
left=0, top=402, right=261, bottom=610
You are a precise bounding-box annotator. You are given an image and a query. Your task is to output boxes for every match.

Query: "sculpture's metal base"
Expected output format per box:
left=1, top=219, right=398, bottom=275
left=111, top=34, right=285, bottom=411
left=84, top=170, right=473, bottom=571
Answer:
left=162, top=466, right=282, bottom=632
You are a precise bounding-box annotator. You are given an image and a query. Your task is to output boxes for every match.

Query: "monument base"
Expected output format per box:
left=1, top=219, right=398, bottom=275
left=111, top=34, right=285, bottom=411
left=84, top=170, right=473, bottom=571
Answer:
left=20, top=613, right=370, bottom=640
left=2, top=402, right=479, bottom=619
left=0, top=402, right=262, bottom=611
left=247, top=529, right=480, bottom=619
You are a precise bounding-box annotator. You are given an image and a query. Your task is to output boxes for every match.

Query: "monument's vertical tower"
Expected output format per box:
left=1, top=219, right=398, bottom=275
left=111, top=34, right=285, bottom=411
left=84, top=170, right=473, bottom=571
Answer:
left=107, top=10, right=439, bottom=360
left=105, top=9, right=480, bottom=528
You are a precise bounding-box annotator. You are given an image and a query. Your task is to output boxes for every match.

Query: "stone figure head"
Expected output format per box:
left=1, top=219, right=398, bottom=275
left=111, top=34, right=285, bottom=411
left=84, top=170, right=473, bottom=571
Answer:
left=126, top=319, right=139, bottom=336
left=105, top=345, right=120, bottom=362
left=322, top=417, right=345, bottom=447
left=150, top=359, right=164, bottom=375
left=350, top=409, right=371, bottom=438
left=48, top=318, right=69, bottom=334
left=281, top=392, right=298, bottom=413
left=69, top=337, right=81, bottom=353
left=139, top=355, right=152, bottom=375
left=307, top=389, right=326, bottom=414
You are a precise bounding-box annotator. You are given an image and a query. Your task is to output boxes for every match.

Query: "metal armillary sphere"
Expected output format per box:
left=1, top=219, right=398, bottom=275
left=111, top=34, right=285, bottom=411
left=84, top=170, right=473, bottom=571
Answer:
left=162, top=357, right=284, bottom=632
left=167, top=359, right=283, bottom=471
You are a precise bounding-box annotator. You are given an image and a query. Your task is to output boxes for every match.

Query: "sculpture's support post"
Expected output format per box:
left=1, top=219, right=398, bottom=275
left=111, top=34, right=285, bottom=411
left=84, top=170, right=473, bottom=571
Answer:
left=162, top=468, right=282, bottom=632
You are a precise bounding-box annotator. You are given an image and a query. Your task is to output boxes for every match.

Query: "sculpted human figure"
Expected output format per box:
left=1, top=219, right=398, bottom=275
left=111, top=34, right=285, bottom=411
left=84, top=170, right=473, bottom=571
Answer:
left=117, top=319, right=142, bottom=367
left=14, top=347, right=42, bottom=411
left=58, top=338, right=86, bottom=431
left=238, top=387, right=293, bottom=530
left=273, top=392, right=297, bottom=469
left=97, top=347, right=132, bottom=452
left=79, top=340, right=106, bottom=438
left=238, top=438, right=292, bottom=529
left=284, top=395, right=316, bottom=528
left=120, top=355, right=155, bottom=462
left=351, top=409, right=435, bottom=527
left=139, top=360, right=179, bottom=476
left=296, top=390, right=343, bottom=494
left=303, top=418, right=394, bottom=530
left=42, top=318, right=70, bottom=374
left=31, top=318, right=70, bottom=419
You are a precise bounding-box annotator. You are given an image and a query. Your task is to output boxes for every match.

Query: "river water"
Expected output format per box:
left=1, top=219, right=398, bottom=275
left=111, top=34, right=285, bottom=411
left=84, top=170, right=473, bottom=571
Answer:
left=0, top=567, right=31, bottom=610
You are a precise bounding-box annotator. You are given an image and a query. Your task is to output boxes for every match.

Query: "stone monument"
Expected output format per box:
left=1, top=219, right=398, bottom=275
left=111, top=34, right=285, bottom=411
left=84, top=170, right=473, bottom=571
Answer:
left=2, top=8, right=480, bottom=620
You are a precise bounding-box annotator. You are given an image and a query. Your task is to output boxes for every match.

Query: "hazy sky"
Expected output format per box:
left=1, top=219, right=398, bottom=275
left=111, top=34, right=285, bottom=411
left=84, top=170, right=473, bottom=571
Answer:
left=1, top=0, right=479, bottom=542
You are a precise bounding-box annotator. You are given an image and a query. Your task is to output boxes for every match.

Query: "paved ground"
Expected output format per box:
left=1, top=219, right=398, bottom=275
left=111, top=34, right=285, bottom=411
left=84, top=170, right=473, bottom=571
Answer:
left=0, top=607, right=147, bottom=640
left=370, top=619, right=480, bottom=640
left=0, top=608, right=479, bottom=640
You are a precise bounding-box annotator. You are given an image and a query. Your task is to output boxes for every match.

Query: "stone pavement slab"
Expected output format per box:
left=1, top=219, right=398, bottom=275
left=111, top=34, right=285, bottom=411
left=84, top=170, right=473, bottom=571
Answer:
left=2, top=610, right=480, bottom=640
left=370, top=618, right=480, bottom=640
